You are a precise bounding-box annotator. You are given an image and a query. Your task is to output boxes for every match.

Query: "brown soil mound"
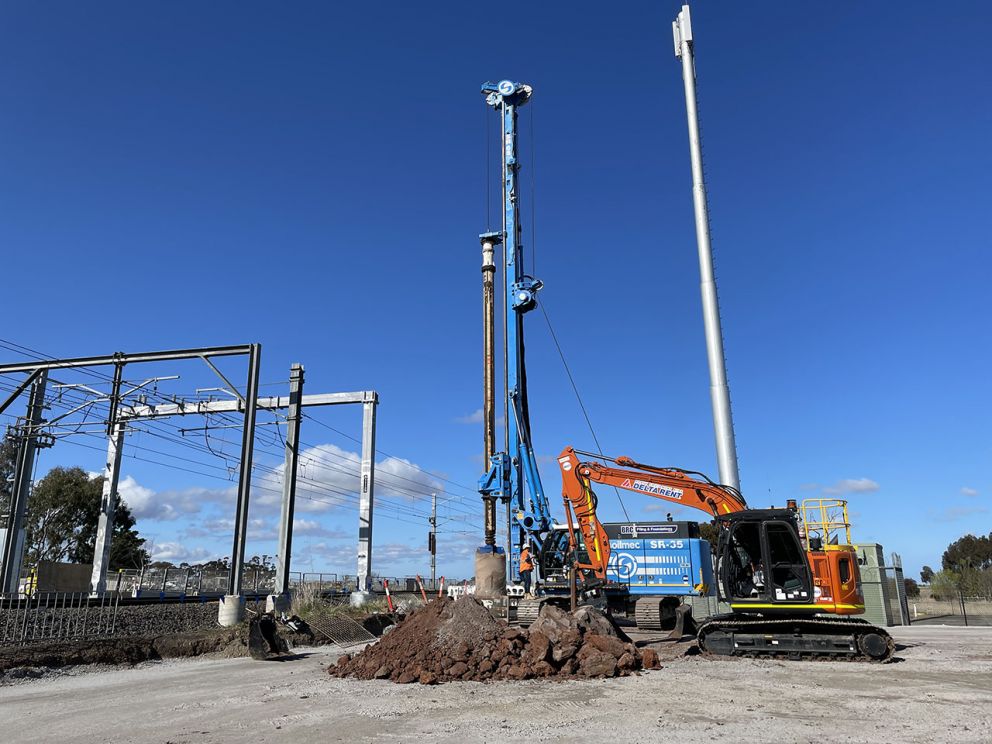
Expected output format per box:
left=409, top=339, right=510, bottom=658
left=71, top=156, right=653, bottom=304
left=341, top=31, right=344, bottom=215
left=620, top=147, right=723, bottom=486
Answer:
left=329, top=596, right=661, bottom=684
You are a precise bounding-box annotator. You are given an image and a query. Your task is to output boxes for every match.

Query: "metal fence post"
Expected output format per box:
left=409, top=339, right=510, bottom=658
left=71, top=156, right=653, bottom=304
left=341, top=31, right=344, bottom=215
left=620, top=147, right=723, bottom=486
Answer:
left=890, top=552, right=909, bottom=626
left=58, top=592, right=66, bottom=638
left=111, top=588, right=120, bottom=635
left=20, top=594, right=29, bottom=641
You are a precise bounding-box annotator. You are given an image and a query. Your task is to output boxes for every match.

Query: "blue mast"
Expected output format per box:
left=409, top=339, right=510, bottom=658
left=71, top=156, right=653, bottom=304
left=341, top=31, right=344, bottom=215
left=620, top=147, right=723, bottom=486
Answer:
left=478, top=80, right=552, bottom=580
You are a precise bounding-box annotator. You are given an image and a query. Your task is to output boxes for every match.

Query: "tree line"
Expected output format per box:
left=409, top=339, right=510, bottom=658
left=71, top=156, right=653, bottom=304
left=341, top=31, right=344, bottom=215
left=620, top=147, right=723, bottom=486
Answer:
left=1, top=458, right=150, bottom=570
left=3, top=437, right=151, bottom=569
left=918, top=531, right=992, bottom=600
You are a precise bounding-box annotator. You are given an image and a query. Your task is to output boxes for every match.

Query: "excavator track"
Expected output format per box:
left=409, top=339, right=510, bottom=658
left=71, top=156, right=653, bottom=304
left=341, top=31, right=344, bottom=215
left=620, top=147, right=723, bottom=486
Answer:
left=697, top=615, right=895, bottom=663
left=634, top=597, right=695, bottom=639
left=633, top=598, right=665, bottom=630
left=514, top=598, right=545, bottom=626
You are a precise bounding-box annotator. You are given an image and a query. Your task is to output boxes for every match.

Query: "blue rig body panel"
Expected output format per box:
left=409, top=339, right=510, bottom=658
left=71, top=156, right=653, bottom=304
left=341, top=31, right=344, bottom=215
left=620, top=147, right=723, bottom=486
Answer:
left=603, top=522, right=713, bottom=596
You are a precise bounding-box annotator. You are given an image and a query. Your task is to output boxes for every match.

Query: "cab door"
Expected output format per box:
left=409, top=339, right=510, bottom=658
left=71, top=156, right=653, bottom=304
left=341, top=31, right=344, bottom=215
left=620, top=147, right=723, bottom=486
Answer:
left=719, top=517, right=814, bottom=612
left=762, top=520, right=812, bottom=604
left=718, top=520, right=768, bottom=602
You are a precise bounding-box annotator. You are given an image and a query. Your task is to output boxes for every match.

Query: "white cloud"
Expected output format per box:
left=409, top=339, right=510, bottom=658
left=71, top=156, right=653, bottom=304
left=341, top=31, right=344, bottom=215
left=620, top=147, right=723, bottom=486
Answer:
left=255, top=442, right=444, bottom=514
left=931, top=505, right=989, bottom=523
left=454, top=409, right=503, bottom=427
left=114, top=442, right=446, bottom=524
left=118, top=475, right=230, bottom=521
left=961, top=487, right=979, bottom=497
left=823, top=478, right=880, bottom=495
left=455, top=409, right=484, bottom=424
left=247, top=518, right=277, bottom=540
left=175, top=514, right=345, bottom=548
left=117, top=475, right=156, bottom=515
left=293, top=519, right=347, bottom=538
left=302, top=536, right=475, bottom=576
left=149, top=541, right=214, bottom=564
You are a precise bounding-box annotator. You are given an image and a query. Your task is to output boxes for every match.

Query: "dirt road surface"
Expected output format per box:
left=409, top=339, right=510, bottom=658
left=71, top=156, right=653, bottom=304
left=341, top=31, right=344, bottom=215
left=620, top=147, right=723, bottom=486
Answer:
left=2, top=625, right=990, bottom=743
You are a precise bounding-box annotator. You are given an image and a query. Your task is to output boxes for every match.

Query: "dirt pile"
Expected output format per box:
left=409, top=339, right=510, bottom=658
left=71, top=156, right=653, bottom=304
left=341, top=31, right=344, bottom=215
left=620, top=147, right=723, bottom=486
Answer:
left=330, top=596, right=661, bottom=684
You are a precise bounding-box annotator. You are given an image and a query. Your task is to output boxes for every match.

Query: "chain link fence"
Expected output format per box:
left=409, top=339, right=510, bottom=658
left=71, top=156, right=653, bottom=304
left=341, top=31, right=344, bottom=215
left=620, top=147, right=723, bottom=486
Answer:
left=908, top=591, right=992, bottom=626
left=110, top=566, right=276, bottom=597
left=12, top=565, right=466, bottom=602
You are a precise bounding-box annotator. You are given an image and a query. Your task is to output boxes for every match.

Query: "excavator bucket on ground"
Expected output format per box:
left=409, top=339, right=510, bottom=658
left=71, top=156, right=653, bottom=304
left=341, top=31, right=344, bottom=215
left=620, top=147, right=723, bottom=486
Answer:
left=668, top=603, right=696, bottom=640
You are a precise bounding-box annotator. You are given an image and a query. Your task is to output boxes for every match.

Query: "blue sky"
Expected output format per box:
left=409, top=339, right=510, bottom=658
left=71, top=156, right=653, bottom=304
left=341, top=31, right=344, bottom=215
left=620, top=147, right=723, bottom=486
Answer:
left=1, top=1, right=989, bottom=581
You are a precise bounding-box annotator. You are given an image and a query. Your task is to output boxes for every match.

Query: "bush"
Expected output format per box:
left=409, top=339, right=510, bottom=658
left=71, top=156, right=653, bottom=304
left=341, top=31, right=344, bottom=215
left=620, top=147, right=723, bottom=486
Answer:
left=904, top=578, right=920, bottom=598
left=959, top=567, right=992, bottom=600
left=929, top=570, right=960, bottom=601
left=289, top=583, right=387, bottom=621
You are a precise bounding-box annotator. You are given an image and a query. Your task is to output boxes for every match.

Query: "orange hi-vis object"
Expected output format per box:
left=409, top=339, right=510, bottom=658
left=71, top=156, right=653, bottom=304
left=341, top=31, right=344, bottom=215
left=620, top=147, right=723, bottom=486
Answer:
left=519, top=547, right=534, bottom=572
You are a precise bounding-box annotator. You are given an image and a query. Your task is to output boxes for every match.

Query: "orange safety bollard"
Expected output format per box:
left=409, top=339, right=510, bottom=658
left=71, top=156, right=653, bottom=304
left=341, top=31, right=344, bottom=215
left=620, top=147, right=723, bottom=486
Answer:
left=383, top=579, right=395, bottom=612
left=437, top=576, right=445, bottom=599
left=415, top=574, right=428, bottom=602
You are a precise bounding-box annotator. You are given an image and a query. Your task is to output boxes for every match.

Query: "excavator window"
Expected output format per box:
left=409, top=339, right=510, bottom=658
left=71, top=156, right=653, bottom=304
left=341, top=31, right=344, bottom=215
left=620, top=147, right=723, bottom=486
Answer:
left=724, top=522, right=764, bottom=600
left=838, top=556, right=851, bottom=584
left=765, top=521, right=811, bottom=600
left=722, top=519, right=813, bottom=604
left=538, top=530, right=591, bottom=582
left=540, top=531, right=570, bottom=576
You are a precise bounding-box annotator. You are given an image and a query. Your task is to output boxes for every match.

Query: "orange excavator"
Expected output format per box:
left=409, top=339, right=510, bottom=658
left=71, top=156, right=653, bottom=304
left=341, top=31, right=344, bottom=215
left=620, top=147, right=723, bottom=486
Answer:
left=556, top=446, right=894, bottom=661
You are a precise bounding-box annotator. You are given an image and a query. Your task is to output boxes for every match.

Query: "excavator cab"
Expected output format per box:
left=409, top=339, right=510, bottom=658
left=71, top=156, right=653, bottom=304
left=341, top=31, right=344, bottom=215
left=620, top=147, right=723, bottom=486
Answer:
left=536, top=526, right=593, bottom=586
left=716, top=509, right=815, bottom=614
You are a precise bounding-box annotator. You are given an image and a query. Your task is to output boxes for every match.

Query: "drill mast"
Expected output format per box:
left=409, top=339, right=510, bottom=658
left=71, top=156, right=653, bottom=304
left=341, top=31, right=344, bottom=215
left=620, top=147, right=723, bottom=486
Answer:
left=478, top=80, right=551, bottom=580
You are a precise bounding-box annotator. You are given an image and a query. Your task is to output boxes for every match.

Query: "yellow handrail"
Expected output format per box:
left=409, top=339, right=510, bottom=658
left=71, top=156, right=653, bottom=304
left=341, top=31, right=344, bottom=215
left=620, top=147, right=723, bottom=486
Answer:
left=800, top=498, right=852, bottom=547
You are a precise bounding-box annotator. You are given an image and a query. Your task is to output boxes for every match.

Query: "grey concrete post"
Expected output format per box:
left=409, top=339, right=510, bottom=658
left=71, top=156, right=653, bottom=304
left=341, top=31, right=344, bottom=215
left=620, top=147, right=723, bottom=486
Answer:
left=674, top=4, right=741, bottom=491
left=90, top=420, right=126, bottom=595
left=354, top=395, right=378, bottom=596
left=274, top=363, right=304, bottom=600
left=1, top=370, right=47, bottom=596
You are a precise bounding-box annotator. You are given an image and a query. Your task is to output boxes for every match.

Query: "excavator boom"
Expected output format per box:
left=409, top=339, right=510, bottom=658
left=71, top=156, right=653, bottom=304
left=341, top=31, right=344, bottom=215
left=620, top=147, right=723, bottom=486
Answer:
left=585, top=454, right=747, bottom=515
left=557, top=446, right=748, bottom=582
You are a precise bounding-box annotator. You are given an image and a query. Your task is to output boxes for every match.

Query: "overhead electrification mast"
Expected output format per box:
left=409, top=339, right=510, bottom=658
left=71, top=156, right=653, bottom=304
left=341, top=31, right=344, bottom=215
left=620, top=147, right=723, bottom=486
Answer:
left=673, top=5, right=741, bottom=492
left=477, top=79, right=551, bottom=589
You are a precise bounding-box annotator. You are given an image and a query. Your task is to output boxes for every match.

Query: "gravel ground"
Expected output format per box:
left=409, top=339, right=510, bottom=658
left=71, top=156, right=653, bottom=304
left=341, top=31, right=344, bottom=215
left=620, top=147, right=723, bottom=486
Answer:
left=0, top=625, right=989, bottom=743
left=109, top=602, right=221, bottom=636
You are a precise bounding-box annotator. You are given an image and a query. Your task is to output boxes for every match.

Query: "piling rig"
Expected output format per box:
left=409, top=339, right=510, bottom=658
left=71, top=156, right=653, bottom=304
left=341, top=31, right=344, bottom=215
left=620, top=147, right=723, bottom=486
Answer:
left=476, top=80, right=551, bottom=599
